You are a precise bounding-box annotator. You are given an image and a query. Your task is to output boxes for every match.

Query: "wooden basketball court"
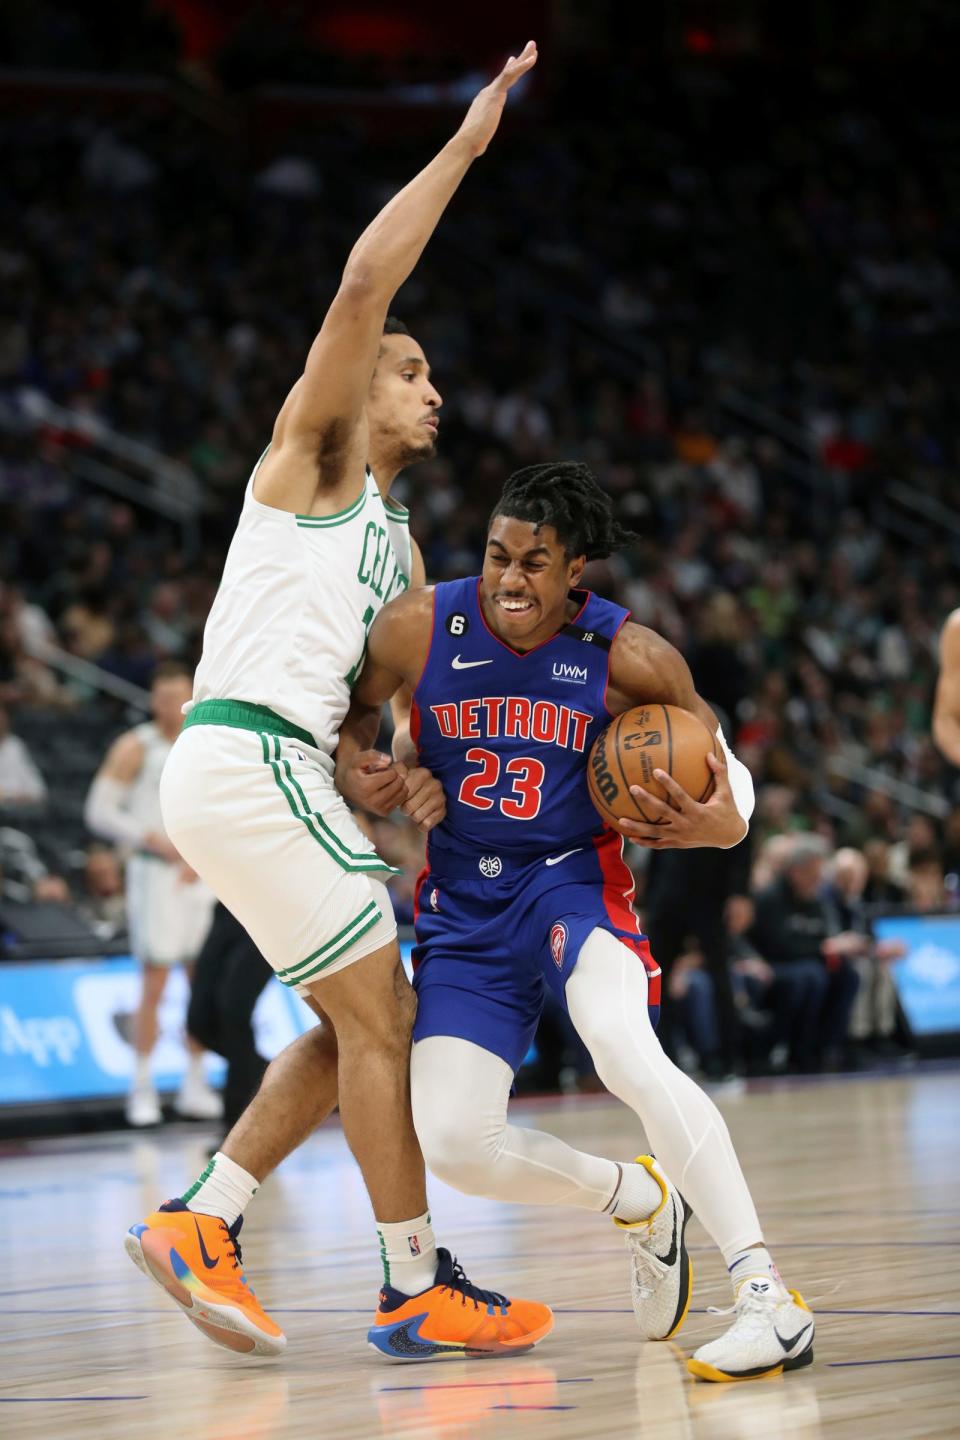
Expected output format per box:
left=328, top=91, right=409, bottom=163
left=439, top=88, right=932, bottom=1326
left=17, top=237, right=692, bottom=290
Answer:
left=2, top=1069, right=957, bottom=1439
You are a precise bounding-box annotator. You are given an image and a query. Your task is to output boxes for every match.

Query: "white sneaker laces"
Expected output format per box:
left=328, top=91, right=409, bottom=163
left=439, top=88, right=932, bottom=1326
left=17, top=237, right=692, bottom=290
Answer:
left=707, top=1289, right=777, bottom=1342
left=625, top=1235, right=669, bottom=1298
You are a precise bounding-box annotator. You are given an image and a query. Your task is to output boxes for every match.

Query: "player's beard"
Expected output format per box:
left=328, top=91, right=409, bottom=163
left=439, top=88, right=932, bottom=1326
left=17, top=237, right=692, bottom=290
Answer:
left=396, top=428, right=438, bottom=468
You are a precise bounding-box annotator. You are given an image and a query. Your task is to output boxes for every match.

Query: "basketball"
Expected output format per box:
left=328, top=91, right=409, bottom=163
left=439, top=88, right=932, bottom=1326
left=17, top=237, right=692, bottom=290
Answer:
left=587, top=704, right=717, bottom=827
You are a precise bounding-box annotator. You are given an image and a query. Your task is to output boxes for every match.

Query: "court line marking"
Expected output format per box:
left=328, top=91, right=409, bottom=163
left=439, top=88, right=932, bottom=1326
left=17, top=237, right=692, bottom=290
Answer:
left=492, top=1405, right=578, bottom=1411
left=379, top=1379, right=593, bottom=1392
left=829, top=1353, right=960, bottom=1368
left=0, top=1397, right=147, bottom=1403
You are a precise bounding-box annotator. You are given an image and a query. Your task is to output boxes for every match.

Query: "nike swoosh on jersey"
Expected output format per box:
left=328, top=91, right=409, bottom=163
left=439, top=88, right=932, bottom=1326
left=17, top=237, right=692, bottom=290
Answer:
left=194, top=1219, right=220, bottom=1270
left=544, top=848, right=584, bottom=867
left=775, top=1321, right=813, bottom=1353
left=451, top=655, right=494, bottom=669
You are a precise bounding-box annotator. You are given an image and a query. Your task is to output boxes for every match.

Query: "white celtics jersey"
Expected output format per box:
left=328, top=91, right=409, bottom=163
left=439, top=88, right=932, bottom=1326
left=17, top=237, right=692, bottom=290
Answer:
left=126, top=721, right=172, bottom=838
left=191, top=453, right=412, bottom=757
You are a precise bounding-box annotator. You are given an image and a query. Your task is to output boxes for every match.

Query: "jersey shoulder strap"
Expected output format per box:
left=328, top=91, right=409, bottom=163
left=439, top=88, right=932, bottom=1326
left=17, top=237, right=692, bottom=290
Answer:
left=558, top=591, right=630, bottom=651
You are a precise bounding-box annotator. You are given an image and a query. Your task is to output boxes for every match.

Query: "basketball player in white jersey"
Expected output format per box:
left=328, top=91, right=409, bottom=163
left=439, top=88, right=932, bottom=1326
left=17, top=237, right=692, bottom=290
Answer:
left=123, top=45, right=553, bottom=1361
left=85, top=661, right=220, bottom=1126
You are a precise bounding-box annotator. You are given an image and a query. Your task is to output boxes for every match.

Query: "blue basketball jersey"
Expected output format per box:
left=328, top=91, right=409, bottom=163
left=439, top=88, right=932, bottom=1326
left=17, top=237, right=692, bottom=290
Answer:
left=412, top=577, right=629, bottom=864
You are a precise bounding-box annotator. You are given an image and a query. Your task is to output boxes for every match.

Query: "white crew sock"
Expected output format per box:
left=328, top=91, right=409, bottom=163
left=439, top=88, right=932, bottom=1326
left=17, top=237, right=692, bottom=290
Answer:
left=726, top=1245, right=785, bottom=1296
left=184, top=1052, right=205, bottom=1086
left=181, top=1151, right=259, bottom=1226
left=376, top=1212, right=438, bottom=1295
left=133, top=1055, right=152, bottom=1089
left=607, top=1161, right=665, bottom=1223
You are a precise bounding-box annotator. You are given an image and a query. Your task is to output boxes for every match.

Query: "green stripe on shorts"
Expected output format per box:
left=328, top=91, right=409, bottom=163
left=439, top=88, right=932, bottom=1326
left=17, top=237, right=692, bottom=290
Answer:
left=277, top=900, right=383, bottom=987
left=261, top=734, right=399, bottom=874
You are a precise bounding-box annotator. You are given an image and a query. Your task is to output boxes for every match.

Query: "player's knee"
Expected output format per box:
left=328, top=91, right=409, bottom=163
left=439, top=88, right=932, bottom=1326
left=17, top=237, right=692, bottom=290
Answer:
left=413, top=1090, right=499, bottom=1194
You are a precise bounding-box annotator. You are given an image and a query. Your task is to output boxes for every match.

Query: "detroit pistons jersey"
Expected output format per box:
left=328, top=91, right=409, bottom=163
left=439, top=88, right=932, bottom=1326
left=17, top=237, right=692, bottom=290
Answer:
left=191, top=449, right=412, bottom=759
left=412, top=578, right=629, bottom=865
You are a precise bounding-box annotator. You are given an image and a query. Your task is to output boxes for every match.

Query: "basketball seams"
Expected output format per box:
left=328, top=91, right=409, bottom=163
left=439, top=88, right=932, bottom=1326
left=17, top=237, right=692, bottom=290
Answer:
left=693, top=716, right=717, bottom=803
left=661, top=703, right=673, bottom=782
left=612, top=710, right=662, bottom=825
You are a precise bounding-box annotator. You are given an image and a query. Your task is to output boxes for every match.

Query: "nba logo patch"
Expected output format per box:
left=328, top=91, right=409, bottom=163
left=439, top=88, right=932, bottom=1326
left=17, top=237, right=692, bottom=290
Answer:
left=408, top=1234, right=422, bottom=1257
left=429, top=887, right=440, bottom=912
left=550, top=922, right=568, bottom=970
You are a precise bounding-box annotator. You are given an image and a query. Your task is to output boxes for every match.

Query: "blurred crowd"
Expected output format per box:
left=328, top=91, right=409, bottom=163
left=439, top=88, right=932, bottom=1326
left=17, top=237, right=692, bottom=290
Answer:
left=2, top=48, right=959, bottom=1076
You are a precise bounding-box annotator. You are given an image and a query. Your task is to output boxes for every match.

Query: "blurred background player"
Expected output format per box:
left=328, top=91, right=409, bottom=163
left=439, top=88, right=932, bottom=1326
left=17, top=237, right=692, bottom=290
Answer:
left=85, top=661, right=220, bottom=1126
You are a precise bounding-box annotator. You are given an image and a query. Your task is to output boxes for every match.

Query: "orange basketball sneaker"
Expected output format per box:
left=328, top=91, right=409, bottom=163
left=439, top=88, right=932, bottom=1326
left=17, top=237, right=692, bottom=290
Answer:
left=124, top=1199, right=285, bottom=1356
left=368, top=1248, right=553, bottom=1361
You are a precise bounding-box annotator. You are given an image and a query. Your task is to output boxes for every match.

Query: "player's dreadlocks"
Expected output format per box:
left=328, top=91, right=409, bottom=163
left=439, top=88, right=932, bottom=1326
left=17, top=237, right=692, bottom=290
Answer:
left=490, top=462, right=638, bottom=560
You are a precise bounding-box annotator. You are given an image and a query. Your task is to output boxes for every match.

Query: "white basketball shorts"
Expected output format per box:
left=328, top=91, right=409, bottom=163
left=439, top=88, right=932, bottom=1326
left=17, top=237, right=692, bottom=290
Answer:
left=158, top=706, right=398, bottom=995
left=126, top=855, right=216, bottom=968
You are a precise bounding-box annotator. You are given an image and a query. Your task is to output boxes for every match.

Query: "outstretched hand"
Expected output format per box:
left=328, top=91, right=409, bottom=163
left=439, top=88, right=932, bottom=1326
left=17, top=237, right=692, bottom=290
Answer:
left=458, top=41, right=538, bottom=158
left=617, top=750, right=748, bottom=850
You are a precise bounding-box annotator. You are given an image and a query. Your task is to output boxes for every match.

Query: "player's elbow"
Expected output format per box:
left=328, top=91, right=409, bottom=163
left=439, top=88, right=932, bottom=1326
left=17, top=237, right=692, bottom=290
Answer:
left=337, top=265, right=386, bottom=313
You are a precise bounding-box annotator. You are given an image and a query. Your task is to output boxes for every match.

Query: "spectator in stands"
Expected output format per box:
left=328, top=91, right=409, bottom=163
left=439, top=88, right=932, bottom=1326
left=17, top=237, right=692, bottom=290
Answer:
left=79, top=844, right=127, bottom=942
left=32, top=873, right=71, bottom=904
left=750, top=835, right=860, bottom=1071
left=862, top=837, right=908, bottom=908
left=724, top=895, right=779, bottom=1070
left=0, top=704, right=47, bottom=808
left=824, top=848, right=906, bottom=1057
left=666, top=944, right=722, bottom=1077
left=906, top=848, right=950, bottom=913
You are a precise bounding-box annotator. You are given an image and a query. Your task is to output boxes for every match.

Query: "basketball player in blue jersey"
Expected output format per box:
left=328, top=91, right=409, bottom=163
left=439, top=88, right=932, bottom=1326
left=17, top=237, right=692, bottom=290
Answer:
left=337, top=462, right=816, bottom=1382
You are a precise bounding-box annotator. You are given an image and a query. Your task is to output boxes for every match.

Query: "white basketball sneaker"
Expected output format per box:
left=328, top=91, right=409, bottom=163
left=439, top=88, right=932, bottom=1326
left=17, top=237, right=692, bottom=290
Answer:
left=614, top=1156, right=693, bottom=1341
left=126, top=1082, right=162, bottom=1127
left=688, top=1275, right=815, bottom=1382
left=174, top=1071, right=224, bottom=1121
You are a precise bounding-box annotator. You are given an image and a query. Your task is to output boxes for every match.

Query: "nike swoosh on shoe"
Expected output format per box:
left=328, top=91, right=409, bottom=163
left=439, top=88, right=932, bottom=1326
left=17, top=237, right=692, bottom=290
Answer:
left=194, top=1220, right=220, bottom=1270
left=775, top=1321, right=813, bottom=1353
left=654, top=1199, right=679, bottom=1268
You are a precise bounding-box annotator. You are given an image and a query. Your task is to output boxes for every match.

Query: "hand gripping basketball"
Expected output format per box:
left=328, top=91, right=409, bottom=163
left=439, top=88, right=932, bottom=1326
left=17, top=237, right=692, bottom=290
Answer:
left=620, top=751, right=747, bottom=850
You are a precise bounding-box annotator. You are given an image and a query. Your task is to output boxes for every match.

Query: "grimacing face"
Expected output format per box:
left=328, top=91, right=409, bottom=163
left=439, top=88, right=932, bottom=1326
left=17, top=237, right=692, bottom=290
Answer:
left=480, top=516, right=585, bottom=650
left=366, top=333, right=442, bottom=464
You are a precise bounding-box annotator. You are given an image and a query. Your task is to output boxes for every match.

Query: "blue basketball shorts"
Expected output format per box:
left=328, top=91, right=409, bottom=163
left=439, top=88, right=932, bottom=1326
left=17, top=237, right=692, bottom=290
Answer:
left=411, top=831, right=661, bottom=1073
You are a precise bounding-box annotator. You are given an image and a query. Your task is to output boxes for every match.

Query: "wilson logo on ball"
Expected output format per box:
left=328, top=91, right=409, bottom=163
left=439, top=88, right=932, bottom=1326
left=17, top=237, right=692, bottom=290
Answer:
left=589, top=729, right=619, bottom=805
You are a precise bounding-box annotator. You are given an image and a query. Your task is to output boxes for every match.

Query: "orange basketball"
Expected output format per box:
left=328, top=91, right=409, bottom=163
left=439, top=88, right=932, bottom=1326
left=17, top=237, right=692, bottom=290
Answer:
left=587, top=703, right=717, bottom=827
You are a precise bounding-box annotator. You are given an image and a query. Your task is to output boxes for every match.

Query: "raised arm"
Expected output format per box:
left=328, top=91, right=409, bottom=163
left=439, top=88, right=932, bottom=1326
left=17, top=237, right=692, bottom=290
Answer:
left=606, top=623, right=754, bottom=849
left=257, top=43, right=538, bottom=514
left=933, top=610, right=960, bottom=766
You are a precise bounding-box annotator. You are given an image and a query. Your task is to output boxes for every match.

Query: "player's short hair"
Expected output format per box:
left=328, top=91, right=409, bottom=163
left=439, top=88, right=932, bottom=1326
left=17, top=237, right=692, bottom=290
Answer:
left=490, top=462, right=638, bottom=560
left=152, top=659, right=192, bottom=685
left=383, top=316, right=409, bottom=336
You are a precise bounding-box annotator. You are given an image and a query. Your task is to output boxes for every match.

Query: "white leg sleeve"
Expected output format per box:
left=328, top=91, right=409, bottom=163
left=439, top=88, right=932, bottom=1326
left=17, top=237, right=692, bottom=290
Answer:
left=411, top=1036, right=622, bottom=1211
left=566, top=927, right=764, bottom=1259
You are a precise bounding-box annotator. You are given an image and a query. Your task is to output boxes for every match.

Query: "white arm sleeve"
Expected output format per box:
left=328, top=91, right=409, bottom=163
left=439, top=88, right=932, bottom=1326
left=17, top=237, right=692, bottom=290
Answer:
left=716, top=727, right=754, bottom=845
left=84, top=775, right=146, bottom=848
